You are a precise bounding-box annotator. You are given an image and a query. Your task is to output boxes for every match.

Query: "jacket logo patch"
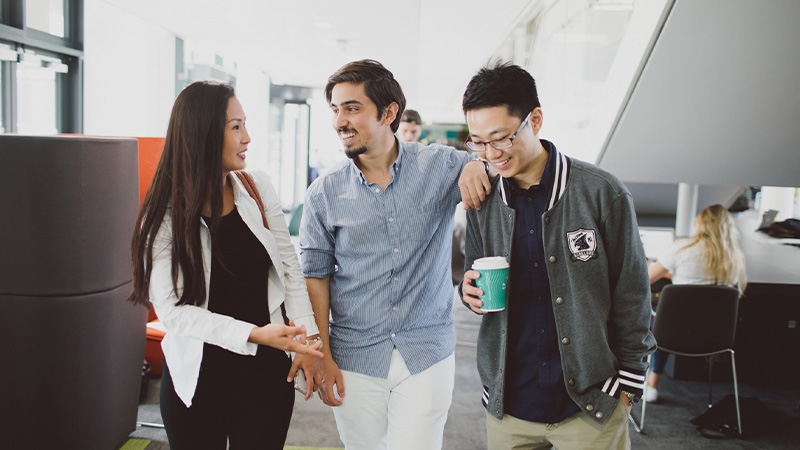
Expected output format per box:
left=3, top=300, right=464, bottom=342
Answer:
left=567, top=228, right=598, bottom=262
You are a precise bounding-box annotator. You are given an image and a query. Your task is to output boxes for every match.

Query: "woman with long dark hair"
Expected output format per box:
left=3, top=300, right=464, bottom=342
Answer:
left=129, top=81, right=322, bottom=449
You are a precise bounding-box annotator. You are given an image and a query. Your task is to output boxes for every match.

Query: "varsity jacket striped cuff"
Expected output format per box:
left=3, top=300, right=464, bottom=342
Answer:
left=599, top=368, right=647, bottom=401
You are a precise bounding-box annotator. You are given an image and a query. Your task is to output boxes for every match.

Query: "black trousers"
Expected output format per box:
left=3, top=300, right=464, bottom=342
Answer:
left=160, top=345, right=295, bottom=450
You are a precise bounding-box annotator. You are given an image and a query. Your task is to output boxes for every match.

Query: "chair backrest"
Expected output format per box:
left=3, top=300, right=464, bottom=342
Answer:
left=288, top=203, right=303, bottom=236
left=652, top=284, right=740, bottom=355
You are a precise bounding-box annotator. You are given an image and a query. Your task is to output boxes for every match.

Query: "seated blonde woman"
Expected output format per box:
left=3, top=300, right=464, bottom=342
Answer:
left=646, top=204, right=747, bottom=402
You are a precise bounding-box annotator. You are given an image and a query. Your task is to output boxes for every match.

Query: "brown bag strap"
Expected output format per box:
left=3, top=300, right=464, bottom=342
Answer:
left=233, top=170, right=290, bottom=323
left=234, top=170, right=269, bottom=229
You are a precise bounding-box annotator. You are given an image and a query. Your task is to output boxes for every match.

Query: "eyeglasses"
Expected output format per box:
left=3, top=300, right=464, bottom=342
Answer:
left=465, top=112, right=531, bottom=152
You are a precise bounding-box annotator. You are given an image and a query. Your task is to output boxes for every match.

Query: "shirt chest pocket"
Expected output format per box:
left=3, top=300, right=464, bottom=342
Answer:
left=400, top=202, right=441, bottom=244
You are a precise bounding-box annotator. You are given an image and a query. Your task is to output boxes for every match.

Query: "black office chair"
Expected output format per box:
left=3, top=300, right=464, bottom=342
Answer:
left=636, top=284, right=742, bottom=436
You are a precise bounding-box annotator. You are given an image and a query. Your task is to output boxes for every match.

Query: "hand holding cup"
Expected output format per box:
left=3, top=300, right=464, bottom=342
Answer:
left=470, top=256, right=508, bottom=312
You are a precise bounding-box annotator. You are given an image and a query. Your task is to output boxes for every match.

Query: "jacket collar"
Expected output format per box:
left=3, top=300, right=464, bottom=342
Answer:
left=498, top=139, right=570, bottom=211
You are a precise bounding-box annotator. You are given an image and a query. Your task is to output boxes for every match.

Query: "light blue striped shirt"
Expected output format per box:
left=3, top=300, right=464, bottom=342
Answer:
left=300, top=140, right=473, bottom=378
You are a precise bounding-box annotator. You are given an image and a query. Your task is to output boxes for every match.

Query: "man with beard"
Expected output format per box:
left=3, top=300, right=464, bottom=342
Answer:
left=300, top=59, right=490, bottom=450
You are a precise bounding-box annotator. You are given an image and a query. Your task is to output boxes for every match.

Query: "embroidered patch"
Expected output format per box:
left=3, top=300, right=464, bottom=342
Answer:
left=567, top=228, right=598, bottom=262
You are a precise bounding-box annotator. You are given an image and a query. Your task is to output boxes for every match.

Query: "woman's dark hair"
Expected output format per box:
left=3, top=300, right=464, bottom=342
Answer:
left=462, top=61, right=541, bottom=120
left=128, top=81, right=235, bottom=307
left=325, top=59, right=406, bottom=132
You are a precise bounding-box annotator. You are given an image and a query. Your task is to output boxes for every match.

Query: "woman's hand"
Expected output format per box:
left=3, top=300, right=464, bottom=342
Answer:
left=248, top=322, right=324, bottom=358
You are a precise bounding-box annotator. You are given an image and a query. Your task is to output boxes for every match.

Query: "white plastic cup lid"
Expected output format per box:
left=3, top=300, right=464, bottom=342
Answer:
left=472, top=256, right=509, bottom=270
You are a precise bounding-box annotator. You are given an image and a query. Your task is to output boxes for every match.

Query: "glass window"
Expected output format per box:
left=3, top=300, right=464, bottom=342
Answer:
left=26, top=0, right=66, bottom=38
left=16, top=64, right=58, bottom=134
left=523, top=0, right=669, bottom=162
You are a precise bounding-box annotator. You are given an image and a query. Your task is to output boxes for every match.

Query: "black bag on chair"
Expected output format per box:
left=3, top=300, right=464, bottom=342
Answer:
left=691, top=395, right=790, bottom=438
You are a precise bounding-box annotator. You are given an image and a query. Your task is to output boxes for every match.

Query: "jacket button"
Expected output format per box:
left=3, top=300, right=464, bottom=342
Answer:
left=496, top=410, right=500, bottom=415
left=549, top=256, right=557, bottom=263
left=545, top=217, right=550, bottom=224
left=561, top=337, right=570, bottom=345
left=501, top=329, right=505, bottom=334
left=508, top=214, right=512, bottom=219
left=555, top=296, right=564, bottom=305
left=586, top=404, right=594, bottom=411
left=568, top=378, right=575, bottom=386
left=595, top=412, right=604, bottom=419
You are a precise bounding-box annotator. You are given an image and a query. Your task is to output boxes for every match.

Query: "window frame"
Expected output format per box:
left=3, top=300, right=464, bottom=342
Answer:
left=0, top=0, right=82, bottom=134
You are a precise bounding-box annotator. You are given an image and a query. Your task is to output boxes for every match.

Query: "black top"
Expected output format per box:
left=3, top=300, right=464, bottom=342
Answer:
left=200, top=206, right=283, bottom=383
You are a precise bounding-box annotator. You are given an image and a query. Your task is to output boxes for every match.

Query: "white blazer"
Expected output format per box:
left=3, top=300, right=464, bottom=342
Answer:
left=149, top=171, right=319, bottom=407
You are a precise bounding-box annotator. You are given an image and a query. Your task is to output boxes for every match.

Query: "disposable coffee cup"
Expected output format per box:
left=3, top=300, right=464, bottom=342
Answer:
left=472, top=256, right=509, bottom=312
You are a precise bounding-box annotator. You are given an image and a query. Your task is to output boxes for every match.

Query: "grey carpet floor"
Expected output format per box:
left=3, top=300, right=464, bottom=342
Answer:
left=127, top=299, right=800, bottom=449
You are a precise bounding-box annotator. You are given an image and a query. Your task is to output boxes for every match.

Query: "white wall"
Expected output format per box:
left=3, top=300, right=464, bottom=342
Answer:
left=83, top=0, right=272, bottom=150
left=83, top=0, right=176, bottom=137
left=233, top=63, right=272, bottom=175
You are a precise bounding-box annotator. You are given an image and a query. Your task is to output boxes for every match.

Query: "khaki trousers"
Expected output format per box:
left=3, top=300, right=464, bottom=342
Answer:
left=486, top=400, right=630, bottom=450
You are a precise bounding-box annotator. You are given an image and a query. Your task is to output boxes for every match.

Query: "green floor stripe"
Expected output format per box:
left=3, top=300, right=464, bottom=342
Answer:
left=284, top=447, right=344, bottom=450
left=118, top=439, right=151, bottom=450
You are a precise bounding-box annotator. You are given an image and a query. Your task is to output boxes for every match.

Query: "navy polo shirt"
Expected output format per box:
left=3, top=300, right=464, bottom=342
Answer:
left=503, top=142, right=581, bottom=423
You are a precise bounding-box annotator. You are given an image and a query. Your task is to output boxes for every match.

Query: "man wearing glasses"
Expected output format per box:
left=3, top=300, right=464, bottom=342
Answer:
left=458, top=62, right=655, bottom=449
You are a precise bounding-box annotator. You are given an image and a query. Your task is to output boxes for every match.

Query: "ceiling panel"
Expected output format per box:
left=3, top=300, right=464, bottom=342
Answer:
left=100, top=0, right=533, bottom=123
left=599, top=0, right=800, bottom=187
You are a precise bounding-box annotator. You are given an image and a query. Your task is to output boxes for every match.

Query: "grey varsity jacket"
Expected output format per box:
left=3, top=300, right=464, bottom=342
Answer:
left=460, top=144, right=656, bottom=425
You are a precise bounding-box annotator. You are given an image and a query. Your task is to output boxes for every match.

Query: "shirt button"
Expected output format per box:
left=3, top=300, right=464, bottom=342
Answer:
left=555, top=296, right=564, bottom=304
left=392, top=306, right=397, bottom=311
left=508, top=214, right=512, bottom=219
left=394, top=248, right=399, bottom=253
left=388, top=217, right=394, bottom=222
left=527, top=197, right=532, bottom=203
left=533, top=262, right=539, bottom=268
left=529, top=229, right=535, bottom=235
left=562, top=337, right=570, bottom=345
left=501, top=329, right=506, bottom=334
left=539, top=329, right=545, bottom=334
left=541, top=361, right=547, bottom=367
left=393, top=277, right=399, bottom=282
left=374, top=188, right=380, bottom=193
left=549, top=256, right=557, bottom=263
left=391, top=333, right=396, bottom=338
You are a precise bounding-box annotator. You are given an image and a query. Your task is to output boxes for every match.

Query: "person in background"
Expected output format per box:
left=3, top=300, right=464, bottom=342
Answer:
left=300, top=59, right=491, bottom=450
left=459, top=62, right=656, bottom=450
left=397, top=108, right=423, bottom=143
left=646, top=204, right=747, bottom=402
left=129, top=81, right=323, bottom=450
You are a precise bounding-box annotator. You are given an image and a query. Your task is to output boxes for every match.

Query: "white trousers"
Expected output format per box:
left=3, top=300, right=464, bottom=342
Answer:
left=333, top=349, right=455, bottom=450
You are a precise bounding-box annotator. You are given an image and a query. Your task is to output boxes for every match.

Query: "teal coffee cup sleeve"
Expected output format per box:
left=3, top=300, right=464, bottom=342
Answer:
left=472, top=257, right=508, bottom=312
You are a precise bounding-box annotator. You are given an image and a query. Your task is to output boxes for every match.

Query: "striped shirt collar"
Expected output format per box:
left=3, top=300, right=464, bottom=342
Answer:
left=348, top=137, right=405, bottom=185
